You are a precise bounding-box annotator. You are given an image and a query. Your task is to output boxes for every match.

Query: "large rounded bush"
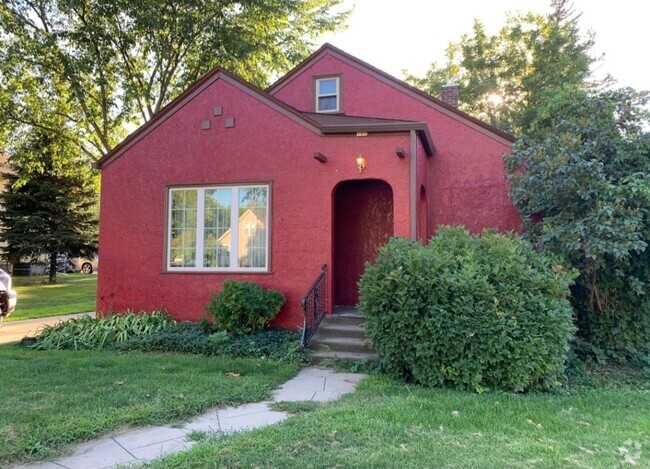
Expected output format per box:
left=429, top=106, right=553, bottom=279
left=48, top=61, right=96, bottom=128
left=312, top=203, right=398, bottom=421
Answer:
left=358, top=226, right=577, bottom=392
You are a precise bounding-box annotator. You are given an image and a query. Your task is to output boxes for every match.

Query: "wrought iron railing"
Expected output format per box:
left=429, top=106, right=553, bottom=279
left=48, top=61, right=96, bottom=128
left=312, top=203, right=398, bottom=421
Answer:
left=300, top=264, right=327, bottom=348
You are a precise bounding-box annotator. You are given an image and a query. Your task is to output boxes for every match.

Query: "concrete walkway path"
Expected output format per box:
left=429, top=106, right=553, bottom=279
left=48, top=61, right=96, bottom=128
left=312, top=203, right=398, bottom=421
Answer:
left=13, top=367, right=366, bottom=469
left=0, top=312, right=96, bottom=345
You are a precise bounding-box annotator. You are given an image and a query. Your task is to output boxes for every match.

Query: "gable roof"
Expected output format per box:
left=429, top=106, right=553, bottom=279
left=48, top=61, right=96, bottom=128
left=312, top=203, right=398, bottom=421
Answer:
left=96, top=61, right=435, bottom=169
left=267, top=43, right=515, bottom=146
left=96, top=67, right=324, bottom=169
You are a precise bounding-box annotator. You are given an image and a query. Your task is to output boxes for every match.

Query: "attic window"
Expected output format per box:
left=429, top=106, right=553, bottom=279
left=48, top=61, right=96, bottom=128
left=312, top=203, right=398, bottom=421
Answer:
left=315, top=77, right=340, bottom=113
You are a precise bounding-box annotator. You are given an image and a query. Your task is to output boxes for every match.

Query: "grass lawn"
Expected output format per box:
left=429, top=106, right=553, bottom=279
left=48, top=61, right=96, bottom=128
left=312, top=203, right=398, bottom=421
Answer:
left=8, top=274, right=97, bottom=321
left=0, top=344, right=298, bottom=465
left=148, top=370, right=650, bottom=469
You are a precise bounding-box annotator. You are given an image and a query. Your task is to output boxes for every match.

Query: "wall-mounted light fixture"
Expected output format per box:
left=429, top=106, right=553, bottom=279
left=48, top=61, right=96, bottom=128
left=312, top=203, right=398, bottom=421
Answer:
left=356, top=155, right=366, bottom=173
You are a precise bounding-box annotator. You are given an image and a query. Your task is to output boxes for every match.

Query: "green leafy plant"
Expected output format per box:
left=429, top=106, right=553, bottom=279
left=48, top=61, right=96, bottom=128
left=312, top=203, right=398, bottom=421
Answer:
left=114, top=322, right=304, bottom=363
left=505, top=87, right=650, bottom=360
left=358, top=227, right=577, bottom=392
left=205, top=280, right=285, bottom=335
left=35, top=310, right=175, bottom=350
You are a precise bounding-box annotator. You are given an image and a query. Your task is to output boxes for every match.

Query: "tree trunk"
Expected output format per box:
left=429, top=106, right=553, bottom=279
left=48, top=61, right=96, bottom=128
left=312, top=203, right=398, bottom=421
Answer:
left=49, top=252, right=57, bottom=284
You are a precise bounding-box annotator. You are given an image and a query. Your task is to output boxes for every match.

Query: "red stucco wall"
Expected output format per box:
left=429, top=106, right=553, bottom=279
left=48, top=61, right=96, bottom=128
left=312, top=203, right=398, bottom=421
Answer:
left=416, top=138, right=429, bottom=240
left=272, top=54, right=520, bottom=233
left=98, top=76, right=412, bottom=327
left=100, top=49, right=521, bottom=328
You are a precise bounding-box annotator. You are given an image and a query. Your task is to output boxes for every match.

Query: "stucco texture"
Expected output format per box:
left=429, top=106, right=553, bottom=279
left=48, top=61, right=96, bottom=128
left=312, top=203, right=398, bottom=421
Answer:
left=98, top=76, right=412, bottom=327
left=99, top=47, right=520, bottom=328
left=272, top=53, right=520, bottom=234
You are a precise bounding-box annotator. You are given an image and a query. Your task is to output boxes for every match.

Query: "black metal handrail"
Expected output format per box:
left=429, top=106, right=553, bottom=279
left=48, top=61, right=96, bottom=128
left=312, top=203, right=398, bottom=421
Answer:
left=300, top=264, right=327, bottom=347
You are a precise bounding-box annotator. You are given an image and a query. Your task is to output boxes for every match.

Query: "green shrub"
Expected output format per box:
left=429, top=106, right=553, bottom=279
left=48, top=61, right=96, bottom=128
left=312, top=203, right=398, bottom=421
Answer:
left=35, top=310, right=175, bottom=350
left=577, top=296, right=650, bottom=365
left=114, top=322, right=304, bottom=363
left=358, top=227, right=577, bottom=392
left=205, top=280, right=285, bottom=334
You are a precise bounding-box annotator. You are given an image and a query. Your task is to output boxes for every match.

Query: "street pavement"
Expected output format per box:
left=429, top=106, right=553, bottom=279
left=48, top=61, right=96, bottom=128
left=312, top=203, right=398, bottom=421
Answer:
left=0, top=312, right=96, bottom=345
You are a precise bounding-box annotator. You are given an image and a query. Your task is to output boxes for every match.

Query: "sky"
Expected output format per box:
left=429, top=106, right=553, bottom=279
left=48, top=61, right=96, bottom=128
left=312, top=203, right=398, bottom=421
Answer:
left=318, top=0, right=649, bottom=92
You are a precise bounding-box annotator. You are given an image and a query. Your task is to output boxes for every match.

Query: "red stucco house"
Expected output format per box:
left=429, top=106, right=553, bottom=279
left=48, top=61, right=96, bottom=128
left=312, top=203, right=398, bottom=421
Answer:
left=96, top=44, right=519, bottom=329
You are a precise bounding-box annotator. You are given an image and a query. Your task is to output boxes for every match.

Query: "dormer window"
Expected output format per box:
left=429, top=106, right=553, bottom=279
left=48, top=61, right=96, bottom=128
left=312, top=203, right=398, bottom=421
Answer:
left=315, top=76, right=340, bottom=113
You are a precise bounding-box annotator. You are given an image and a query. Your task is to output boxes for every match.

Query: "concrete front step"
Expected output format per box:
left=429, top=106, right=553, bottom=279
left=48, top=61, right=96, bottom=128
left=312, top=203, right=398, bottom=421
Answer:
left=320, top=315, right=366, bottom=327
left=315, top=322, right=367, bottom=339
left=309, top=336, right=375, bottom=354
left=307, top=311, right=376, bottom=361
left=334, top=306, right=366, bottom=318
left=309, top=350, right=378, bottom=363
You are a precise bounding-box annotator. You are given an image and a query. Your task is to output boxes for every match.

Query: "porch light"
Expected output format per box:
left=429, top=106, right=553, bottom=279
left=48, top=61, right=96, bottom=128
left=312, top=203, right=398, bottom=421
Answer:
left=356, top=155, right=366, bottom=173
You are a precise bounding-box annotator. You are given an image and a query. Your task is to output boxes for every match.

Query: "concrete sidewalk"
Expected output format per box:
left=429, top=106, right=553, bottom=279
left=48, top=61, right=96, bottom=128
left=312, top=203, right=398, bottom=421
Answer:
left=13, top=367, right=366, bottom=469
left=0, top=312, right=96, bottom=345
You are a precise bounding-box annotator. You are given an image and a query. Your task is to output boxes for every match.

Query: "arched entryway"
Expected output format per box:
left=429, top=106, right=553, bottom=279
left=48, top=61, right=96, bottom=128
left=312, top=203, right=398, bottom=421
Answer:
left=333, top=179, right=394, bottom=307
left=418, top=184, right=428, bottom=241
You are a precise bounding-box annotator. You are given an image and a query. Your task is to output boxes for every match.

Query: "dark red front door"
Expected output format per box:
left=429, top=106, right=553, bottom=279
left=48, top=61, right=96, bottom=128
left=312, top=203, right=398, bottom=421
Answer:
left=333, top=179, right=394, bottom=306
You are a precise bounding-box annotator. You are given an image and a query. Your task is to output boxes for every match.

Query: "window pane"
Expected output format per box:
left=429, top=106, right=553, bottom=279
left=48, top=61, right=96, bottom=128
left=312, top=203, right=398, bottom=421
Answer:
left=318, top=96, right=338, bottom=111
left=170, top=189, right=197, bottom=267
left=318, top=78, right=337, bottom=95
left=168, top=185, right=269, bottom=271
left=238, top=187, right=267, bottom=268
left=204, top=189, right=231, bottom=268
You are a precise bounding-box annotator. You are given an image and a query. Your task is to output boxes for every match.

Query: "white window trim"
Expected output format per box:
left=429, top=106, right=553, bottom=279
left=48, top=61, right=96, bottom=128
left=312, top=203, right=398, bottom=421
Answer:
left=315, top=76, right=340, bottom=113
left=166, top=184, right=270, bottom=273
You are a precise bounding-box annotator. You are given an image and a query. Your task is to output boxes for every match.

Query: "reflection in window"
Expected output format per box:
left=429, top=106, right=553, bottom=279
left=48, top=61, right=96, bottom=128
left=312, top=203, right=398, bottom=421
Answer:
left=170, top=190, right=197, bottom=267
left=238, top=187, right=267, bottom=268
left=204, top=189, right=231, bottom=268
left=168, top=185, right=269, bottom=271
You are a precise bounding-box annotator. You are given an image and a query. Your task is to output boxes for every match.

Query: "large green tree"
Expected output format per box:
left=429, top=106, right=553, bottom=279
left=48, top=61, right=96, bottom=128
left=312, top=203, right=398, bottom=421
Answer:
left=0, top=0, right=347, bottom=160
left=505, top=86, right=650, bottom=358
left=407, top=0, right=594, bottom=136
left=0, top=121, right=98, bottom=284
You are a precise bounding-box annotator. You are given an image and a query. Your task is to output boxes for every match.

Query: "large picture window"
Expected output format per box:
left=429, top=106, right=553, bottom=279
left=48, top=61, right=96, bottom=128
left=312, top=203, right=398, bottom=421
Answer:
left=168, top=184, right=269, bottom=271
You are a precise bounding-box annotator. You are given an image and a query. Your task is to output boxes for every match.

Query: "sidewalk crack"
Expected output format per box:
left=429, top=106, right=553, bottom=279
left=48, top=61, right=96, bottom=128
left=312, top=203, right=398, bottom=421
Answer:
left=111, top=436, right=138, bottom=460
left=215, top=410, right=222, bottom=431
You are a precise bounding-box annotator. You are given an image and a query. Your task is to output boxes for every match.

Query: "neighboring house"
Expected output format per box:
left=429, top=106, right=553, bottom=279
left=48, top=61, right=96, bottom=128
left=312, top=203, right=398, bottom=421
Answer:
left=96, top=44, right=519, bottom=328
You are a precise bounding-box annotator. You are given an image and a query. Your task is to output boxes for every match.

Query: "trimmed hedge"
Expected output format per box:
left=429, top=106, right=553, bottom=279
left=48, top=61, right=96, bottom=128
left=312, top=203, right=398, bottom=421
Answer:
left=358, top=227, right=577, bottom=392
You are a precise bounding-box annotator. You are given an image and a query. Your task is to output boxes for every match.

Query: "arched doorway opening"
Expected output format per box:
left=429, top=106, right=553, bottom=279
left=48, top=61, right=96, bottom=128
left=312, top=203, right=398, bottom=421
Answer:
left=332, top=179, right=394, bottom=307
left=419, top=184, right=428, bottom=241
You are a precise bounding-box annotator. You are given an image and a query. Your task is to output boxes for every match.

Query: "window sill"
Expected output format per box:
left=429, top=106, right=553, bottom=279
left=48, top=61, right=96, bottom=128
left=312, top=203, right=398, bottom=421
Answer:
left=162, top=269, right=273, bottom=275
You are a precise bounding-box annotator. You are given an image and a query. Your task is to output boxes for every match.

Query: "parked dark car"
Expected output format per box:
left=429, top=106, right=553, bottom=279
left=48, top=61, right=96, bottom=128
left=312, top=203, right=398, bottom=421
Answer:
left=41, top=255, right=77, bottom=275
left=0, top=269, right=17, bottom=323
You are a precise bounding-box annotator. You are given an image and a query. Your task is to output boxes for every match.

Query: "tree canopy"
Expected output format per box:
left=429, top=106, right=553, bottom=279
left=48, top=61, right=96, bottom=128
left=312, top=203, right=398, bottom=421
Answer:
left=0, top=119, right=98, bottom=283
left=0, top=0, right=348, bottom=160
left=407, top=0, right=595, bottom=136
left=505, top=86, right=650, bottom=357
